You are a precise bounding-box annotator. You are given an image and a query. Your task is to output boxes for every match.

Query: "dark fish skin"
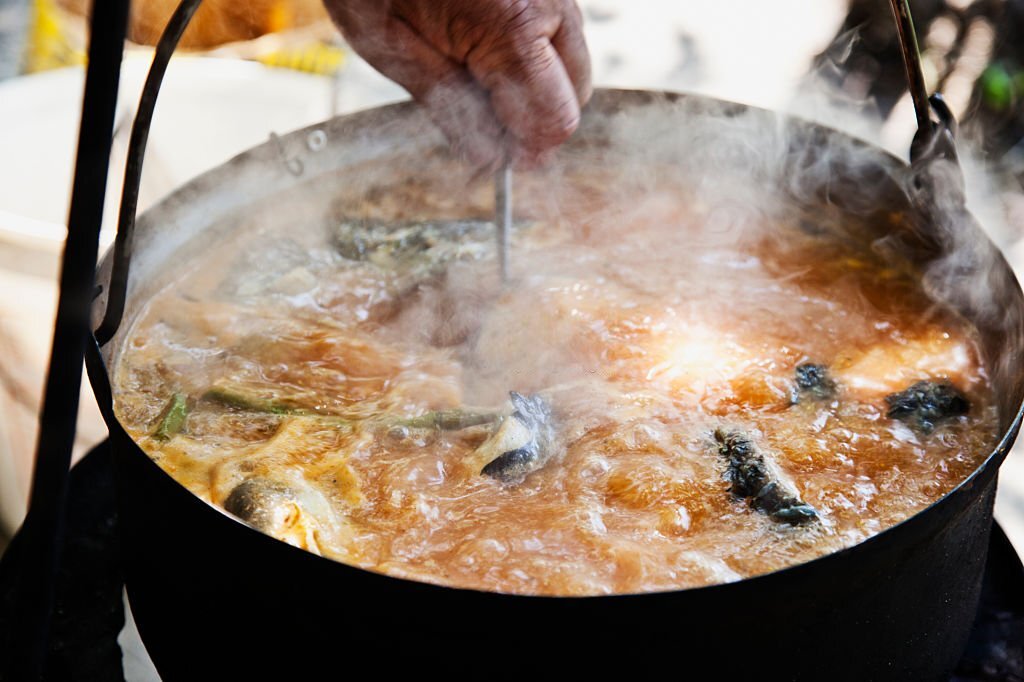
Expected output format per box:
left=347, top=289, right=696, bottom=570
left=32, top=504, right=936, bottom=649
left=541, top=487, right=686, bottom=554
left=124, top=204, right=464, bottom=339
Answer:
left=480, top=392, right=554, bottom=484
left=793, top=363, right=837, bottom=402
left=334, top=218, right=493, bottom=264
left=713, top=429, right=818, bottom=525
left=224, top=479, right=299, bottom=532
left=885, top=380, right=969, bottom=433
left=482, top=448, right=536, bottom=482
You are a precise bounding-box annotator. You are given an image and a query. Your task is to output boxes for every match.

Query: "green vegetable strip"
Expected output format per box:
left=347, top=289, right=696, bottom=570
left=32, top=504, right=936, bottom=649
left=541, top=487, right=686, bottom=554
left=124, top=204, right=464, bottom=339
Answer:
left=202, top=382, right=500, bottom=432
left=203, top=385, right=318, bottom=416
left=202, top=384, right=354, bottom=428
left=397, top=409, right=501, bottom=431
left=151, top=393, right=189, bottom=442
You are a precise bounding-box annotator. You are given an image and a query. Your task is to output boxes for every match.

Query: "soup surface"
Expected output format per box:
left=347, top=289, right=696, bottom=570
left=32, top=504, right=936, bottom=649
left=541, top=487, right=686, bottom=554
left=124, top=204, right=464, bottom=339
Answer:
left=113, top=160, right=998, bottom=596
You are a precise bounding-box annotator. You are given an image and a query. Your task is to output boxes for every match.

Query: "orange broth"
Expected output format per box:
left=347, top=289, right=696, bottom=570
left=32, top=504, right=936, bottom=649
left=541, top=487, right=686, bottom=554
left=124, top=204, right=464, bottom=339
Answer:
left=113, top=166, right=998, bottom=595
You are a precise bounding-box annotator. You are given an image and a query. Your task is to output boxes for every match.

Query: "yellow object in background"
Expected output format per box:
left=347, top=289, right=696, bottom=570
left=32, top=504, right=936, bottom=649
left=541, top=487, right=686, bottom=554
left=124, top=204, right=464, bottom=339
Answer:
left=24, top=0, right=346, bottom=76
left=25, top=0, right=84, bottom=73
left=255, top=42, right=344, bottom=76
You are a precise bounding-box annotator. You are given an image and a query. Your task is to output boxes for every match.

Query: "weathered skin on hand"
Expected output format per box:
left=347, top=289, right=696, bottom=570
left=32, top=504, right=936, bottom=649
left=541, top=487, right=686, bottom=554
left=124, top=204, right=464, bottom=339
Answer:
left=322, top=0, right=592, bottom=169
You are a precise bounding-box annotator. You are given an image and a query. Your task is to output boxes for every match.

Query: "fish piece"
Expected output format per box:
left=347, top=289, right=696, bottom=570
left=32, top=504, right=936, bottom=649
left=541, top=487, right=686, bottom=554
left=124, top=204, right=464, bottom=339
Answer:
left=793, top=363, right=837, bottom=402
left=335, top=218, right=494, bottom=272
left=150, top=393, right=188, bottom=442
left=713, top=429, right=818, bottom=525
left=885, top=380, right=969, bottom=433
left=224, top=478, right=304, bottom=535
left=334, top=218, right=508, bottom=319
left=473, top=393, right=555, bottom=483
left=222, top=475, right=344, bottom=554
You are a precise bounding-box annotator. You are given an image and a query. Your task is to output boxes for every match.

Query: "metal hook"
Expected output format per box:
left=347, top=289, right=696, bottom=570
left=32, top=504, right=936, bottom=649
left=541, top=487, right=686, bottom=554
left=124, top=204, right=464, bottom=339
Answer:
left=911, top=93, right=960, bottom=167
left=888, top=0, right=960, bottom=173
left=888, top=0, right=962, bottom=172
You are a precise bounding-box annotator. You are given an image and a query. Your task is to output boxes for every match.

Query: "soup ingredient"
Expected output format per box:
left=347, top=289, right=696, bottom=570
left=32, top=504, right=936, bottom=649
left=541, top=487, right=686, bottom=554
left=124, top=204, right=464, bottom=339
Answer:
left=886, top=380, right=970, bottom=433
left=150, top=393, right=188, bottom=442
left=794, top=363, right=837, bottom=402
left=399, top=407, right=502, bottom=431
left=204, top=382, right=326, bottom=417
left=204, top=380, right=504, bottom=433
left=713, top=429, right=818, bottom=525
left=224, top=478, right=306, bottom=534
left=473, top=392, right=555, bottom=483
left=222, top=475, right=339, bottom=553
left=335, top=218, right=494, bottom=271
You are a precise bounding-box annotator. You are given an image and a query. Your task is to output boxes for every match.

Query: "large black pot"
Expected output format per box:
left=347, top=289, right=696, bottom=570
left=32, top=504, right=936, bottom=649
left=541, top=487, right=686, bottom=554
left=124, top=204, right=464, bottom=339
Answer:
left=85, top=89, right=1024, bottom=681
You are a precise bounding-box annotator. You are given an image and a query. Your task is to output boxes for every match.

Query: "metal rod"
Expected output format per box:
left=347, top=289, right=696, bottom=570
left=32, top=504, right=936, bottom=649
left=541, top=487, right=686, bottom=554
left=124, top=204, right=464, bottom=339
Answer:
left=2, top=0, right=130, bottom=676
left=495, top=164, right=512, bottom=283
left=889, top=0, right=932, bottom=134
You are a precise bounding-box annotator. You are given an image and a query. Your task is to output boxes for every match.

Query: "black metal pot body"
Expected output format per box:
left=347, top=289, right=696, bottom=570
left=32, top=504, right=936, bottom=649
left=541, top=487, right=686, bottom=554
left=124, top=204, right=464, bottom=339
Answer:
left=85, top=90, right=1024, bottom=681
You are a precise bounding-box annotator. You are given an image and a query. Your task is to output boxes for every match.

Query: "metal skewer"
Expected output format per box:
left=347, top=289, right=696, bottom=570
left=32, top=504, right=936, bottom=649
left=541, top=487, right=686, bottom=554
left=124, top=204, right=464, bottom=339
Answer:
left=495, top=163, right=512, bottom=283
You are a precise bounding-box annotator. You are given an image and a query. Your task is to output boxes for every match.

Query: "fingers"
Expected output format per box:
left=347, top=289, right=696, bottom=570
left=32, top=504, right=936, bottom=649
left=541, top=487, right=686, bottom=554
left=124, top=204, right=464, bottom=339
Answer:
left=551, top=1, right=593, bottom=108
left=463, top=2, right=591, bottom=166
left=466, top=37, right=578, bottom=163
left=325, top=0, right=593, bottom=170
left=329, top=7, right=506, bottom=168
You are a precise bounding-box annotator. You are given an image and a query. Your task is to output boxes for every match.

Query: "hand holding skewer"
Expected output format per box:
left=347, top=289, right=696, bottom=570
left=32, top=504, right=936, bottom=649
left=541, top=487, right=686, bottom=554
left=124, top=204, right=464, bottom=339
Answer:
left=323, top=0, right=592, bottom=170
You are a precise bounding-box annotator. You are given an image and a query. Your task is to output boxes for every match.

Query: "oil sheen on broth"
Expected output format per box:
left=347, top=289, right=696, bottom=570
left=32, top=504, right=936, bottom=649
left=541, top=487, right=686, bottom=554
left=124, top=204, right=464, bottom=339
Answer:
left=113, top=162, right=998, bottom=596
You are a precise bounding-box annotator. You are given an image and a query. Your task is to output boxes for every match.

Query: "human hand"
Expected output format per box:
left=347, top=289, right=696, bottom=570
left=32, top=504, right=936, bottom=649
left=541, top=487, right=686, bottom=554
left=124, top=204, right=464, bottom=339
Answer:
left=323, top=0, right=592, bottom=169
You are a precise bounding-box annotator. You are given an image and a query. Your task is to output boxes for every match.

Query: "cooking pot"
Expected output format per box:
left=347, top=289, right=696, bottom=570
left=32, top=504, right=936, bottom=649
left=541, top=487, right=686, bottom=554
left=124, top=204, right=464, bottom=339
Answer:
left=82, top=2, right=1024, bottom=679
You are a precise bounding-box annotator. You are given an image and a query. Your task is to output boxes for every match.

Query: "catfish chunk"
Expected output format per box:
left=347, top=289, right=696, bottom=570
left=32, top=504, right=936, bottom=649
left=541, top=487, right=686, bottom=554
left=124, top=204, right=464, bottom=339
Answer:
left=224, top=478, right=302, bottom=534
left=885, top=380, right=969, bottom=433
left=477, top=392, right=554, bottom=484
left=713, top=429, right=818, bottom=525
left=334, top=218, right=492, bottom=268
left=794, top=363, right=837, bottom=402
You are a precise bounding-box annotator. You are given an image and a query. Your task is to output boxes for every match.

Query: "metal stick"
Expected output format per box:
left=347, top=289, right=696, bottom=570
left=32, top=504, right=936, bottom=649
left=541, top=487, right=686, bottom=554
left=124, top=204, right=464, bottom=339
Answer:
left=2, top=0, right=130, bottom=676
left=889, top=0, right=931, bottom=134
left=495, top=164, right=512, bottom=283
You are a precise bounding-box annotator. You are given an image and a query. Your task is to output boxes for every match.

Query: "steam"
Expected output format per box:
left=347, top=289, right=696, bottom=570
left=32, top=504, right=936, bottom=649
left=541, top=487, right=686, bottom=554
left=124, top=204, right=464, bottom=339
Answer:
left=151, top=13, right=1023, bottom=428
left=384, top=74, right=1019, bottom=412
left=787, top=31, right=1017, bottom=336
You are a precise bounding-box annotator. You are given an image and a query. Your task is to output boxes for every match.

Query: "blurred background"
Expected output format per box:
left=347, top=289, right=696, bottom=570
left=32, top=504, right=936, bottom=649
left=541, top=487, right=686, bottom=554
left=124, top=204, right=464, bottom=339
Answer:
left=0, top=0, right=1023, bottom=581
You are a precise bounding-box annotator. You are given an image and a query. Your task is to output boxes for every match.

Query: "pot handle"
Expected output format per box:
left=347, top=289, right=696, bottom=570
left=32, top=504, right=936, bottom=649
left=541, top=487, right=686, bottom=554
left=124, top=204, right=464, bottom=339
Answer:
left=93, top=0, right=203, bottom=346
left=92, top=0, right=960, bottom=345
left=889, top=0, right=961, bottom=169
